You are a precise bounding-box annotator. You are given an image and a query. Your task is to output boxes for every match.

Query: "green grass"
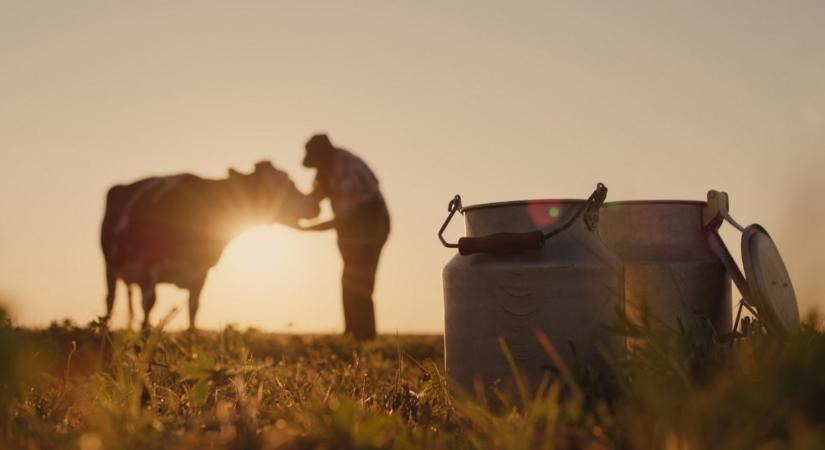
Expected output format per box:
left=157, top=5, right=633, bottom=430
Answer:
left=1, top=307, right=824, bottom=450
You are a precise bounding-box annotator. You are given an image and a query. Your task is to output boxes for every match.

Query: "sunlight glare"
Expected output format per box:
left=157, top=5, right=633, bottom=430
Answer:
left=219, top=226, right=301, bottom=280
left=200, top=225, right=342, bottom=332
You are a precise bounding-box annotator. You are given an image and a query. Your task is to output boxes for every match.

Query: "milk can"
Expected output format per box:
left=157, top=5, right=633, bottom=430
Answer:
left=439, top=184, right=624, bottom=395
left=599, top=201, right=732, bottom=339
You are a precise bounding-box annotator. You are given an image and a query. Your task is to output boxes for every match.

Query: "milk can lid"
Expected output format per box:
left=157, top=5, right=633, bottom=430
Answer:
left=741, top=224, right=800, bottom=334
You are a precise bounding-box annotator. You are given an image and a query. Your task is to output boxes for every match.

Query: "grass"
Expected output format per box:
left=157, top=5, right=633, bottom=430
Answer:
left=1, top=307, right=825, bottom=450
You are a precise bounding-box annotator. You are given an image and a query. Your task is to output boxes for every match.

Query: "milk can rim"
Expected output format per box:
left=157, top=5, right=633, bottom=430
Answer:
left=602, top=200, right=707, bottom=207
left=462, top=198, right=707, bottom=212
left=461, top=199, right=586, bottom=212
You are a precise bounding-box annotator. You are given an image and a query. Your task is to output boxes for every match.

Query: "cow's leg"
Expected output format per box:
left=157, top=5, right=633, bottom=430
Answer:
left=187, top=274, right=207, bottom=331
left=126, top=284, right=135, bottom=330
left=104, top=268, right=116, bottom=323
left=140, top=282, right=157, bottom=331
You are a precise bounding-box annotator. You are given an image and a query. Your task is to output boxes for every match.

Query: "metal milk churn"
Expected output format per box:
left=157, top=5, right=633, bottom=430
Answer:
left=438, top=183, right=624, bottom=395
left=598, top=201, right=732, bottom=339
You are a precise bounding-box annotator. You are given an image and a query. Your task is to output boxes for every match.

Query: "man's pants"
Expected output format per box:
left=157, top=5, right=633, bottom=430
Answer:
left=337, top=240, right=384, bottom=340
left=336, top=199, right=390, bottom=340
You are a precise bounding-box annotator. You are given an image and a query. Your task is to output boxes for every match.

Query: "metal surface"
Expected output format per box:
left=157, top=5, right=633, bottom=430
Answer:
left=442, top=197, right=624, bottom=394
left=742, top=224, right=799, bottom=334
left=600, top=201, right=732, bottom=338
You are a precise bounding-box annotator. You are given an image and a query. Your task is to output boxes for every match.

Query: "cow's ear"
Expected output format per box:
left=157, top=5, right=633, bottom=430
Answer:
left=228, top=168, right=243, bottom=179
left=254, top=160, right=274, bottom=173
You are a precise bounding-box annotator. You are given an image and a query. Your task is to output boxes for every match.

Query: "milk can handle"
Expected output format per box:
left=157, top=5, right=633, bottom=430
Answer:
left=438, top=195, right=463, bottom=248
left=702, top=190, right=751, bottom=300
left=438, top=183, right=608, bottom=256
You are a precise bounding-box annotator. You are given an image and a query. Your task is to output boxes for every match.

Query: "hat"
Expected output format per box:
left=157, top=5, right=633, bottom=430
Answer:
left=303, top=134, right=335, bottom=168
left=306, top=134, right=333, bottom=152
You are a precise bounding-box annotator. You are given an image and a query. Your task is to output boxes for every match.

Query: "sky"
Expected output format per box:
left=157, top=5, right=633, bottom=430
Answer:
left=1, top=1, right=824, bottom=333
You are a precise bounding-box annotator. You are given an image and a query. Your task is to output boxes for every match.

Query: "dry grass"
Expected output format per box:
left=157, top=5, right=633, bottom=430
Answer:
left=1, top=307, right=824, bottom=449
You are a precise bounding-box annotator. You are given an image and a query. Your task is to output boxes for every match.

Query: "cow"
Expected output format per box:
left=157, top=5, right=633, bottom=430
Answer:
left=100, top=161, right=320, bottom=330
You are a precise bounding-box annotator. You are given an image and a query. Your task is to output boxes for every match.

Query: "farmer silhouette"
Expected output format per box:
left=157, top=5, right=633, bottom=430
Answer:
left=300, top=134, right=390, bottom=340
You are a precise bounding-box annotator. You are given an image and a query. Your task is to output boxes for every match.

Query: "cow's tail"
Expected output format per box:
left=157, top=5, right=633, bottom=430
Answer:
left=101, top=184, right=127, bottom=265
left=102, top=184, right=128, bottom=322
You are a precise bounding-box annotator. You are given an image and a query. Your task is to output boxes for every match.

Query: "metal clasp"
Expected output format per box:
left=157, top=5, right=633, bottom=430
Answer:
left=702, top=190, right=746, bottom=232
left=438, top=194, right=462, bottom=248
left=584, top=182, right=607, bottom=231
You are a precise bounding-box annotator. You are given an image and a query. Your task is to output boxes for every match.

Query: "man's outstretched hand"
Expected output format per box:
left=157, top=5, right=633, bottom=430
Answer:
left=298, top=218, right=337, bottom=231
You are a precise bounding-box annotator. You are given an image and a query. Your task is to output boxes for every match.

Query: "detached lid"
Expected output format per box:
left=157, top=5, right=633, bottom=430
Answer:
left=741, top=224, right=800, bottom=334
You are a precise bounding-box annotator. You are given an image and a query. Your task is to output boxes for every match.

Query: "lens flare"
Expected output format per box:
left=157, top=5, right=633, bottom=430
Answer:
left=527, top=201, right=563, bottom=227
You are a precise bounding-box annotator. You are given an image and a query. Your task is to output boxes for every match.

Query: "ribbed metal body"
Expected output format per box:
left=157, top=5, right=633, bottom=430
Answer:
left=442, top=200, right=624, bottom=394
left=599, top=201, right=732, bottom=338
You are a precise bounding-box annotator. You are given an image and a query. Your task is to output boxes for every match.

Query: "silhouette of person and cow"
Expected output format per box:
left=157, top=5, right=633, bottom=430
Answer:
left=101, top=134, right=389, bottom=340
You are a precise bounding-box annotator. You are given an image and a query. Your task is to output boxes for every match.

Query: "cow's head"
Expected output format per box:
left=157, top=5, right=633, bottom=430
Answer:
left=227, top=161, right=320, bottom=228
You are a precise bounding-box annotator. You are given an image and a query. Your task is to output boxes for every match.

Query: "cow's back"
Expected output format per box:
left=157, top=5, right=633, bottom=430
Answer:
left=101, top=177, right=160, bottom=265
left=102, top=174, right=222, bottom=271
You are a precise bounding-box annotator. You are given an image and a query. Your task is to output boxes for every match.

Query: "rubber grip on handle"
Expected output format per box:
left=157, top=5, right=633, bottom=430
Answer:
left=458, top=230, right=545, bottom=256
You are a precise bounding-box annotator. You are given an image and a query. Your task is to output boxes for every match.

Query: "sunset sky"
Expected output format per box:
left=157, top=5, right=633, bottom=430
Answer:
left=1, top=1, right=824, bottom=333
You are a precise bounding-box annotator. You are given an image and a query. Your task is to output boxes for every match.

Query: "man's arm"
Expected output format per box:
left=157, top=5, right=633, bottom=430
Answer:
left=299, top=218, right=337, bottom=231
left=309, top=178, right=327, bottom=202
left=299, top=178, right=336, bottom=231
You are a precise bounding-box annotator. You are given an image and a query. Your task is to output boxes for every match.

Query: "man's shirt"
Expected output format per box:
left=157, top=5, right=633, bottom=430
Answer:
left=322, top=148, right=384, bottom=219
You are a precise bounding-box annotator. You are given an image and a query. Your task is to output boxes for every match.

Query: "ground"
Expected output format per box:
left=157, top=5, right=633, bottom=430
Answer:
left=1, top=308, right=825, bottom=450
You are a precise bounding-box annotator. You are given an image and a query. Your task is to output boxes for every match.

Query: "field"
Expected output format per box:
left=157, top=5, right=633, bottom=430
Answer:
left=2, top=308, right=825, bottom=450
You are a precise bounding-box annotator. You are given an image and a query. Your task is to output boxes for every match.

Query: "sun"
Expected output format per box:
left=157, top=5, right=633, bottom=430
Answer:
left=197, top=224, right=342, bottom=331
left=218, top=226, right=302, bottom=277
